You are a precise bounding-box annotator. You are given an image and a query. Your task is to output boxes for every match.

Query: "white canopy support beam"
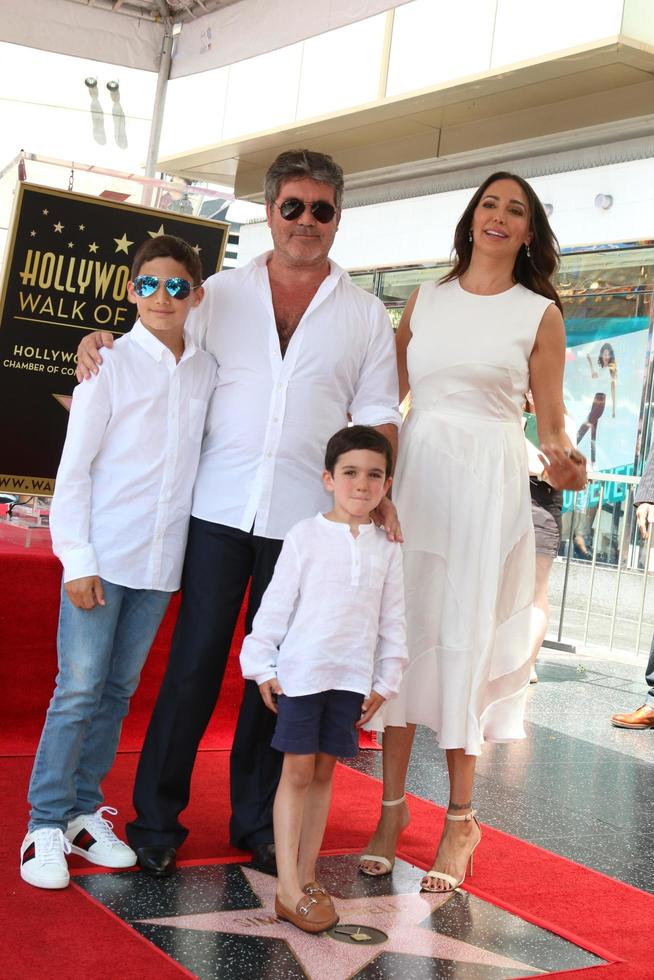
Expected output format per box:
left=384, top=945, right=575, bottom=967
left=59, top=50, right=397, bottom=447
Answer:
left=143, top=4, right=175, bottom=203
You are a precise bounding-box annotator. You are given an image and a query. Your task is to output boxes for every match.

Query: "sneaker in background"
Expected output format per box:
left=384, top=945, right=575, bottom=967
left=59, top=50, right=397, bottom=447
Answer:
left=65, top=806, right=136, bottom=868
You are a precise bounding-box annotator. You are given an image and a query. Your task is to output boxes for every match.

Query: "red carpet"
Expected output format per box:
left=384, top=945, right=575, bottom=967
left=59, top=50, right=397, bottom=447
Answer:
left=3, top=530, right=648, bottom=977
left=0, top=532, right=378, bottom=754
left=2, top=751, right=651, bottom=979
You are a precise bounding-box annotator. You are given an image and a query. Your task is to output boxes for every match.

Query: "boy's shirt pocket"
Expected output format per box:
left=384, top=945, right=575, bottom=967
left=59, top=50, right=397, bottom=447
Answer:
left=365, top=554, right=387, bottom=591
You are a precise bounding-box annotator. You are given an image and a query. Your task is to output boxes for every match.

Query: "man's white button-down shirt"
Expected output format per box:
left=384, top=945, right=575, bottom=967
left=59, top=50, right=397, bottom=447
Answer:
left=240, top=514, right=408, bottom=699
left=50, top=320, right=217, bottom=590
left=189, top=252, right=401, bottom=540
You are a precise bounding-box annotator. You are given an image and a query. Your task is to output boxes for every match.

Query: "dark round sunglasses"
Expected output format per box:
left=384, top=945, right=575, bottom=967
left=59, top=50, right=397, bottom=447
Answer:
left=132, top=275, right=200, bottom=300
left=272, top=198, right=336, bottom=224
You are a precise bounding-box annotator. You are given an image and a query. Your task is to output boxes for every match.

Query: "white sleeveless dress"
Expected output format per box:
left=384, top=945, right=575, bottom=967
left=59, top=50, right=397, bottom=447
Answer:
left=377, top=278, right=553, bottom=754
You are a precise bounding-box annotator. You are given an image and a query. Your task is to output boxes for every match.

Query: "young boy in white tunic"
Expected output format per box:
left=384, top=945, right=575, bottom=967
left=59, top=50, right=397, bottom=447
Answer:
left=240, top=425, right=407, bottom=933
left=20, top=236, right=216, bottom=890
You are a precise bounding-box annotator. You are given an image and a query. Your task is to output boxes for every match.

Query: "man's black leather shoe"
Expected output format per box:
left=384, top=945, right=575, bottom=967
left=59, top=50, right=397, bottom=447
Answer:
left=249, top=842, right=277, bottom=875
left=135, top=846, right=177, bottom=877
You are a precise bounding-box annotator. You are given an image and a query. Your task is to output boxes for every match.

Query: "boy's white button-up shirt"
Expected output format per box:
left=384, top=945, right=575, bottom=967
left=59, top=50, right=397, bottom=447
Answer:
left=188, top=253, right=401, bottom=540
left=239, top=514, right=408, bottom=700
left=50, top=320, right=217, bottom=590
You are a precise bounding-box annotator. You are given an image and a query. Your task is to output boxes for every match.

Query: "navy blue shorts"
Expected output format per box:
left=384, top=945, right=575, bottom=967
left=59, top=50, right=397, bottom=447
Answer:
left=271, top=689, right=365, bottom=758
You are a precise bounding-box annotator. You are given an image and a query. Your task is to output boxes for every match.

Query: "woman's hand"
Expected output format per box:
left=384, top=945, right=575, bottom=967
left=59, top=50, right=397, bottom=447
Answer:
left=539, top=445, right=587, bottom=491
left=371, top=496, right=403, bottom=543
left=75, top=331, right=115, bottom=381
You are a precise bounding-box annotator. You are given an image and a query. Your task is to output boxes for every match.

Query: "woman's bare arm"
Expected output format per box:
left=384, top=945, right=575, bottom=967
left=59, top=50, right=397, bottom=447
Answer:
left=530, top=304, right=586, bottom=490
left=396, top=289, right=418, bottom=403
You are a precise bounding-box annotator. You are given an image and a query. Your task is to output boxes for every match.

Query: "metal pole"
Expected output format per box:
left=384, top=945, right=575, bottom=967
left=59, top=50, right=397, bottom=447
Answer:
left=556, top=490, right=577, bottom=643
left=583, top=481, right=605, bottom=646
left=143, top=16, right=174, bottom=204
left=635, top=529, right=652, bottom=654
left=608, top=484, right=632, bottom=651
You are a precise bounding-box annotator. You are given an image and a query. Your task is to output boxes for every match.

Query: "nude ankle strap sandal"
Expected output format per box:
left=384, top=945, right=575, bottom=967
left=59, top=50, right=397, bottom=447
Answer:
left=359, top=795, right=407, bottom=877
left=420, top=809, right=481, bottom=893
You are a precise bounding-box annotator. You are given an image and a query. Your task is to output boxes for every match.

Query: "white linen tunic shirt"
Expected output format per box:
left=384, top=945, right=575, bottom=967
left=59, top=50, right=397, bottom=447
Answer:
left=50, top=320, right=217, bottom=590
left=188, top=252, right=401, bottom=540
left=239, top=514, right=408, bottom=700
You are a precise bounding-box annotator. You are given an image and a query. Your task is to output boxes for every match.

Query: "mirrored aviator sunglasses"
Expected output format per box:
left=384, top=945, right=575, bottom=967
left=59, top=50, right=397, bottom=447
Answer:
left=132, top=275, right=198, bottom=300
left=277, top=198, right=336, bottom=224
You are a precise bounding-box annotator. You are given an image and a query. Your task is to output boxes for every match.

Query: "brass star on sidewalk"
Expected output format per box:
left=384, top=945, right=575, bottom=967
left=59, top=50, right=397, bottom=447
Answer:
left=139, top=867, right=539, bottom=979
left=148, top=224, right=166, bottom=238
left=114, top=233, right=134, bottom=254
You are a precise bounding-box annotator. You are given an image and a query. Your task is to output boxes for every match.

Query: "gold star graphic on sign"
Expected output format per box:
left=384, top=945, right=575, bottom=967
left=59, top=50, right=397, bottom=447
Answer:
left=192, top=244, right=202, bottom=254
left=79, top=224, right=85, bottom=231
left=53, top=222, right=64, bottom=233
left=88, top=242, right=99, bottom=253
left=67, top=241, right=75, bottom=248
left=148, top=224, right=166, bottom=238
left=42, top=209, right=49, bottom=215
left=30, top=230, right=37, bottom=237
left=114, top=233, right=134, bottom=254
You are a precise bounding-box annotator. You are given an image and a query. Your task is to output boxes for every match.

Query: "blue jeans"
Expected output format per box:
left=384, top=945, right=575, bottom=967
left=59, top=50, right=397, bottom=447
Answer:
left=28, top=579, right=170, bottom=831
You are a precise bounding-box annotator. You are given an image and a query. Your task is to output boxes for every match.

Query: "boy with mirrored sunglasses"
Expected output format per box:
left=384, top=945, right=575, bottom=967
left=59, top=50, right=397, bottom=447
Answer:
left=20, top=235, right=216, bottom=890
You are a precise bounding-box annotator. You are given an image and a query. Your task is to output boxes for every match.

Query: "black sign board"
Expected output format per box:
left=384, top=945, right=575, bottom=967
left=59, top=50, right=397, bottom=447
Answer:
left=0, top=183, right=227, bottom=494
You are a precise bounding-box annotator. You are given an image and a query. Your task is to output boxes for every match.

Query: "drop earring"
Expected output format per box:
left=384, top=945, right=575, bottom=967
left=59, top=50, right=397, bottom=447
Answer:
left=525, top=243, right=531, bottom=258
left=468, top=230, right=473, bottom=243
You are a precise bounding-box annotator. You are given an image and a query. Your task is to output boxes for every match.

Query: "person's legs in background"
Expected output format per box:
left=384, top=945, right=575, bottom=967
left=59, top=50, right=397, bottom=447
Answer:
left=529, top=554, right=555, bottom=683
left=611, top=632, right=654, bottom=729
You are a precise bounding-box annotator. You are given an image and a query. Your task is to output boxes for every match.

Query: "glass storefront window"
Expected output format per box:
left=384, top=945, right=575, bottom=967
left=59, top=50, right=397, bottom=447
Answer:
left=559, top=246, right=654, bottom=482
left=378, top=265, right=448, bottom=306
left=349, top=272, right=375, bottom=294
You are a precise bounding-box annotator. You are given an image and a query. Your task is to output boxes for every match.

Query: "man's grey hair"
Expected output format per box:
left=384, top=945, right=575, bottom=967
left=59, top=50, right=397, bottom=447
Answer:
left=264, top=149, right=344, bottom=210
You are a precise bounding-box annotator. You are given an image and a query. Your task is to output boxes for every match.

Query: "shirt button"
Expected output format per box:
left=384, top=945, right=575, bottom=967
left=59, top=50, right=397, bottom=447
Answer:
left=267, top=452, right=273, bottom=458
left=273, top=417, right=279, bottom=423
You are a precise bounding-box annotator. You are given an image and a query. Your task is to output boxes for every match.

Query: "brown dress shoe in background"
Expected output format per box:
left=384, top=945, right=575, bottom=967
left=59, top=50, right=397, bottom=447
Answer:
left=611, top=705, right=654, bottom=730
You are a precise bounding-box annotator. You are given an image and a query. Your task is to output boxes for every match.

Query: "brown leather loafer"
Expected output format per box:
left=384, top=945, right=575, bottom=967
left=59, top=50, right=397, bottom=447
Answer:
left=275, top=893, right=338, bottom=933
left=303, top=880, right=335, bottom=911
left=611, top=705, right=654, bottom=729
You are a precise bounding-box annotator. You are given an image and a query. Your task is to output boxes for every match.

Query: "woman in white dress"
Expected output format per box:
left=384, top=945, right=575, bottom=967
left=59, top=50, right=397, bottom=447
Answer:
left=360, top=173, right=587, bottom=892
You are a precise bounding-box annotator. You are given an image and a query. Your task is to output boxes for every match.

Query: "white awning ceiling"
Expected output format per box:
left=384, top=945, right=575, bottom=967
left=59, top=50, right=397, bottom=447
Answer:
left=170, top=0, right=412, bottom=79
left=0, top=0, right=410, bottom=74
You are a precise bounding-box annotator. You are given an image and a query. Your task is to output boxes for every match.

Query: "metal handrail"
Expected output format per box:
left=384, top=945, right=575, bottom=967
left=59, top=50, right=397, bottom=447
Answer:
left=553, top=470, right=652, bottom=657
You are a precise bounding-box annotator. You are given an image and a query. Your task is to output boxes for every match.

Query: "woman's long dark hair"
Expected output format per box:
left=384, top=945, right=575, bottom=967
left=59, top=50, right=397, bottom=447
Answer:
left=441, top=171, right=563, bottom=312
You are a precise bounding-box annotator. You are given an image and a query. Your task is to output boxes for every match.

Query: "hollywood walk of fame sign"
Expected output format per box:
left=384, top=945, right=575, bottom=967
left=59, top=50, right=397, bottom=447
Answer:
left=0, top=183, right=228, bottom=494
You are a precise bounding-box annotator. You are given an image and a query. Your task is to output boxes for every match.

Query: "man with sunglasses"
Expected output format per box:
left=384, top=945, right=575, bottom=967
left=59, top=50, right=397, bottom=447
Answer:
left=76, top=149, right=401, bottom=878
